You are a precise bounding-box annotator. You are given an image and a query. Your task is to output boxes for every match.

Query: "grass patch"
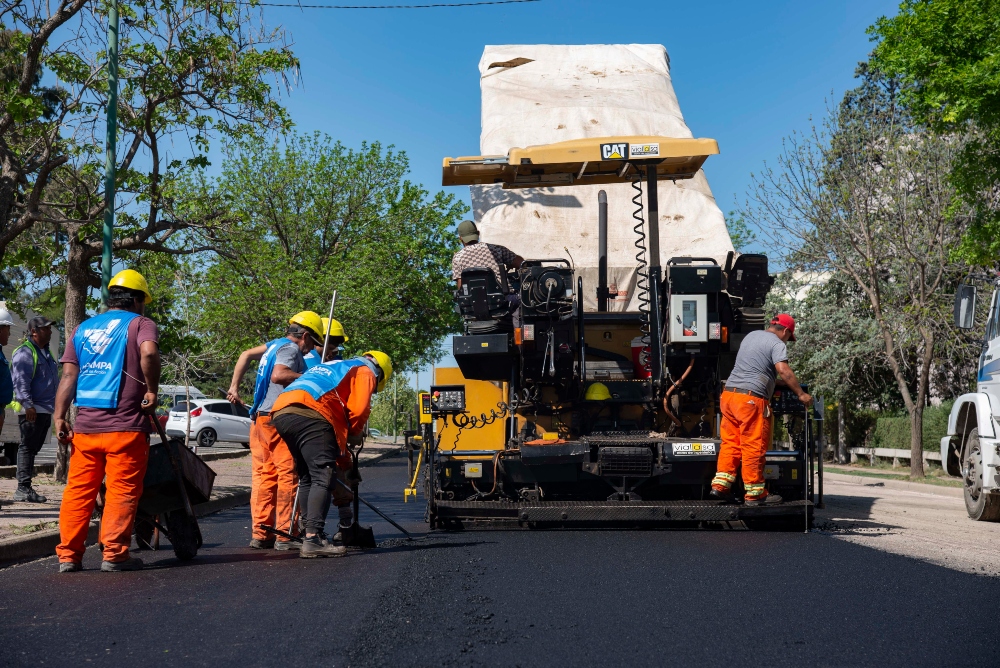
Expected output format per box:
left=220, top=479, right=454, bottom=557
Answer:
left=825, top=463, right=963, bottom=488
left=9, top=521, right=59, bottom=536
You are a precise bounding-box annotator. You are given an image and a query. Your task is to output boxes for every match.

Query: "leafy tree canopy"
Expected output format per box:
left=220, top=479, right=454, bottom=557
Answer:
left=195, top=132, right=465, bottom=374
left=870, top=0, right=1000, bottom=263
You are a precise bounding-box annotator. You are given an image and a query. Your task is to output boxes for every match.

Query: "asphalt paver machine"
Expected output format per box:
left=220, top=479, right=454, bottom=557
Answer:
left=426, top=136, right=820, bottom=530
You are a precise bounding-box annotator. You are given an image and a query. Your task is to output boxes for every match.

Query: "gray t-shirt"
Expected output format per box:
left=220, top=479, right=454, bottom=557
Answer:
left=725, top=329, right=788, bottom=397
left=260, top=341, right=304, bottom=413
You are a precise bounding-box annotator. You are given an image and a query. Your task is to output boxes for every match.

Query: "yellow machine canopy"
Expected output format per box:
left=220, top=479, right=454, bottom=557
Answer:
left=442, top=136, right=719, bottom=189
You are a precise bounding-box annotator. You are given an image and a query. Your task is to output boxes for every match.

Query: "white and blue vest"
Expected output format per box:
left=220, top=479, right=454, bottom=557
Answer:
left=249, top=337, right=295, bottom=418
left=283, top=358, right=376, bottom=401
left=73, top=310, right=140, bottom=409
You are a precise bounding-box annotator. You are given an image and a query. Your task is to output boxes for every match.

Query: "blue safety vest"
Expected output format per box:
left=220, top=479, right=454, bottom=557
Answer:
left=73, top=310, right=140, bottom=408
left=303, top=349, right=343, bottom=369
left=249, top=337, right=296, bottom=418
left=283, top=358, right=375, bottom=401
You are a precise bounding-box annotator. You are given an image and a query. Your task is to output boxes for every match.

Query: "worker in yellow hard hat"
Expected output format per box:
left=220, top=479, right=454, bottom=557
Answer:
left=271, top=350, right=392, bottom=556
left=54, top=269, right=160, bottom=573
left=304, top=317, right=350, bottom=369
left=226, top=310, right=324, bottom=551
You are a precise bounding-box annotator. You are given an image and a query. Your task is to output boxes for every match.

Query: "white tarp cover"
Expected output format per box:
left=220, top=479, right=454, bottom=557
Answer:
left=472, top=44, right=734, bottom=311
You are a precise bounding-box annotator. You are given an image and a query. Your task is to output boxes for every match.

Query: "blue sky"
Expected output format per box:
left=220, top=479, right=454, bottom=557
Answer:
left=252, top=0, right=901, bottom=379
left=264, top=0, right=900, bottom=224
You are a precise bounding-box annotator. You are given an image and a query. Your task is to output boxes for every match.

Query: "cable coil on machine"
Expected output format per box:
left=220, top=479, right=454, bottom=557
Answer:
left=631, top=174, right=651, bottom=375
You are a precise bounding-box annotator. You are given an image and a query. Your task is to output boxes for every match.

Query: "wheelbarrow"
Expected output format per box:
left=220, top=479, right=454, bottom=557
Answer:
left=98, top=415, right=216, bottom=561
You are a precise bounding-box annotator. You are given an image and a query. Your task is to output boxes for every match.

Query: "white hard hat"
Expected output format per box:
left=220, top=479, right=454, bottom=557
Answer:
left=0, top=303, right=13, bottom=326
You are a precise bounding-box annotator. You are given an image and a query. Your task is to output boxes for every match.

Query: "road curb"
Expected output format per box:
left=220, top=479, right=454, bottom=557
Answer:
left=198, top=450, right=250, bottom=462
left=0, top=462, right=55, bottom=479
left=823, top=471, right=964, bottom=498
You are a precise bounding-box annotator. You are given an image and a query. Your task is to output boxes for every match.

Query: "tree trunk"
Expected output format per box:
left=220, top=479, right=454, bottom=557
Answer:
left=56, top=234, right=96, bottom=483
left=837, top=402, right=848, bottom=464
left=909, top=404, right=925, bottom=478
left=64, top=234, right=95, bottom=346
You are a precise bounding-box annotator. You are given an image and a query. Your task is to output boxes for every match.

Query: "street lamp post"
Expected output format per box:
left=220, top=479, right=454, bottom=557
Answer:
left=100, top=2, right=120, bottom=306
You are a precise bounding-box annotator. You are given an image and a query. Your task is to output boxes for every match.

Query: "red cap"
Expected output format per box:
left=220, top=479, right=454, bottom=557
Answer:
left=770, top=313, right=797, bottom=341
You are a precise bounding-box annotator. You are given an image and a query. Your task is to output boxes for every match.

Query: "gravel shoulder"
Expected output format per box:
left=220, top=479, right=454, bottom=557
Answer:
left=816, top=474, right=1000, bottom=577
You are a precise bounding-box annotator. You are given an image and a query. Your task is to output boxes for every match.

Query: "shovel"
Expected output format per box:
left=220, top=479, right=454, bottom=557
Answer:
left=338, top=448, right=378, bottom=548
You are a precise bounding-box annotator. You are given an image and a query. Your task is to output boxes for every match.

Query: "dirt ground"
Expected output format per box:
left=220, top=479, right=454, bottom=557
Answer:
left=817, top=473, right=1000, bottom=577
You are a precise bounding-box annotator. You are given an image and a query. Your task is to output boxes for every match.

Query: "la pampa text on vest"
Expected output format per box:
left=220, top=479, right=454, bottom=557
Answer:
left=73, top=310, right=140, bottom=408
left=284, top=358, right=375, bottom=402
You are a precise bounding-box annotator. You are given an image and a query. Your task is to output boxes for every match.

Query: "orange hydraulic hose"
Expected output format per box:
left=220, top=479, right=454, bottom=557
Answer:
left=663, top=355, right=696, bottom=428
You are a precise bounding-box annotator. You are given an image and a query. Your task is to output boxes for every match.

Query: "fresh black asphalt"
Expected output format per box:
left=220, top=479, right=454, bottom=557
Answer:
left=1, top=454, right=995, bottom=667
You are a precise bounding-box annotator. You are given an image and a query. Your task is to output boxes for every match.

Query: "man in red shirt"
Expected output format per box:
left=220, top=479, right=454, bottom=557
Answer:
left=54, top=270, right=160, bottom=573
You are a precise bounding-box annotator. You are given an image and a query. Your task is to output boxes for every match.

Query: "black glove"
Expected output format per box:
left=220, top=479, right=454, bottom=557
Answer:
left=346, top=468, right=362, bottom=484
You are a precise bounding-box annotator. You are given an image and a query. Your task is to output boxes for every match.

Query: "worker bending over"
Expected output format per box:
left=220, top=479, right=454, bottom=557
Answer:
left=227, top=311, right=324, bottom=550
left=271, top=351, right=392, bottom=558
left=303, top=318, right=348, bottom=369
left=54, top=270, right=160, bottom=572
left=710, top=314, right=812, bottom=506
left=451, top=220, right=523, bottom=289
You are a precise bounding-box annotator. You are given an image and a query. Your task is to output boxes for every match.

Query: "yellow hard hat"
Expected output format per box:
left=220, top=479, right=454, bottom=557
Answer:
left=109, top=269, right=152, bottom=304
left=322, top=317, right=349, bottom=342
left=584, top=382, right=612, bottom=401
left=363, top=350, right=392, bottom=392
left=288, top=311, right=323, bottom=339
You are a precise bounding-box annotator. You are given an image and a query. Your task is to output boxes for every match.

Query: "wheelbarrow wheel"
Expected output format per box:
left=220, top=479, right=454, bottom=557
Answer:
left=164, top=510, right=203, bottom=560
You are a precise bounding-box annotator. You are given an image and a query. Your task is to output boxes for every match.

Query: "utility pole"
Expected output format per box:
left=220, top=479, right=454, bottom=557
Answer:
left=100, top=2, right=120, bottom=307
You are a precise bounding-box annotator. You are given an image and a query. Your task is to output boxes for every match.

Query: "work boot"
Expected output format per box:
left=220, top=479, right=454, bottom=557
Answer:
left=100, top=557, right=144, bottom=572
left=58, top=561, right=82, bottom=574
left=249, top=538, right=275, bottom=549
left=13, top=487, right=47, bottom=503
left=299, top=533, right=346, bottom=559
left=274, top=540, right=300, bottom=551
left=744, top=493, right=784, bottom=507
left=709, top=488, right=735, bottom=503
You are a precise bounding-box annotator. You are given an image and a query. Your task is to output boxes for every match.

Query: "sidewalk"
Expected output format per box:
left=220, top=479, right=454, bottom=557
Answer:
left=0, top=438, right=404, bottom=561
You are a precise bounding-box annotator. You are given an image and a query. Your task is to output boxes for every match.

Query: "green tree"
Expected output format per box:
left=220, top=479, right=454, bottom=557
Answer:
left=725, top=210, right=757, bottom=252
left=745, top=70, right=971, bottom=478
left=870, top=0, right=1000, bottom=263
left=0, top=0, right=90, bottom=260
left=7, top=1, right=298, bottom=344
left=368, top=374, right=419, bottom=439
left=197, top=132, right=465, bottom=374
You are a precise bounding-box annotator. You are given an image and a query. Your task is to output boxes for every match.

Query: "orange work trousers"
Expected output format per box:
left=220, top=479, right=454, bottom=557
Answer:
left=56, top=431, right=149, bottom=564
left=250, top=415, right=298, bottom=540
left=712, top=391, right=773, bottom=500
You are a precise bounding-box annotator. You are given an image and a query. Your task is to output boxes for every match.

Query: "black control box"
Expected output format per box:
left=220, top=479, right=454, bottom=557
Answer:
left=668, top=264, right=723, bottom=294
left=430, top=385, right=466, bottom=413
left=772, top=384, right=809, bottom=414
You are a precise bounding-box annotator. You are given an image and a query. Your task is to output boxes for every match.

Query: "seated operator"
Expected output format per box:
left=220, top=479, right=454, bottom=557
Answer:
left=452, top=220, right=523, bottom=290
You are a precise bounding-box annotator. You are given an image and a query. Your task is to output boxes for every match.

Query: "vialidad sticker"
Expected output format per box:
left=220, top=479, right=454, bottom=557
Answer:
left=629, top=143, right=660, bottom=158
left=672, top=442, right=717, bottom=455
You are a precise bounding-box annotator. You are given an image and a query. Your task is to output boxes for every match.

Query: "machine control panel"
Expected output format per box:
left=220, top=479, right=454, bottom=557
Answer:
left=772, top=384, right=809, bottom=414
left=418, top=392, right=432, bottom=424
left=429, top=385, right=466, bottom=413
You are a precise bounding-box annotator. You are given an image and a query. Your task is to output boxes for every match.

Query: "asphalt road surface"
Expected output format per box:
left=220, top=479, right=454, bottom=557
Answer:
left=1, top=455, right=996, bottom=668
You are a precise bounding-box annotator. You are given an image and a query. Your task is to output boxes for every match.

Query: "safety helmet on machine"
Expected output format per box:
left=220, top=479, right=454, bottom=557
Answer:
left=584, top=382, right=612, bottom=401
left=288, top=311, right=324, bottom=340
left=321, top=317, right=349, bottom=342
left=109, top=269, right=152, bottom=304
left=363, top=350, right=393, bottom=392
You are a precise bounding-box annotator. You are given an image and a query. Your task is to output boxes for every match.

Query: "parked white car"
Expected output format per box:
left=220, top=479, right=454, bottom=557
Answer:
left=166, top=399, right=251, bottom=448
